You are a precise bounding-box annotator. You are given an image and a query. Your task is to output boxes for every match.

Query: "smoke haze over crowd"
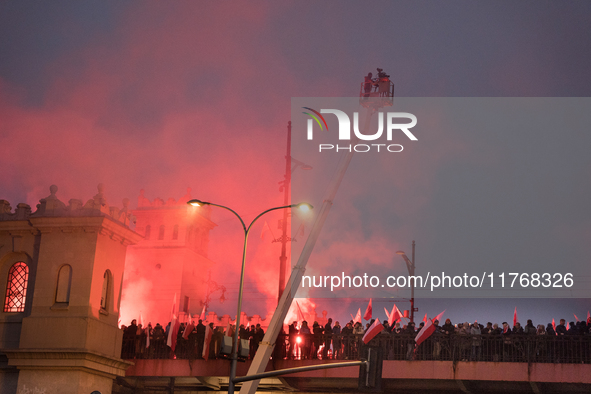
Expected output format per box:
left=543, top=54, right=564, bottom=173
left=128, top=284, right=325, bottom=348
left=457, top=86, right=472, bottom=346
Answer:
left=2, top=1, right=591, bottom=326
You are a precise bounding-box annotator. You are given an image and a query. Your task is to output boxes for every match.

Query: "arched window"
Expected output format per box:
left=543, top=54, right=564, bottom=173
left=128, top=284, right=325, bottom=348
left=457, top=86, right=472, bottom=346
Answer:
left=172, top=224, right=179, bottom=240
left=4, top=262, right=29, bottom=312
left=186, top=225, right=193, bottom=242
left=158, top=225, right=165, bottom=240
left=144, top=225, right=151, bottom=240
left=101, top=270, right=111, bottom=311
left=55, top=265, right=72, bottom=303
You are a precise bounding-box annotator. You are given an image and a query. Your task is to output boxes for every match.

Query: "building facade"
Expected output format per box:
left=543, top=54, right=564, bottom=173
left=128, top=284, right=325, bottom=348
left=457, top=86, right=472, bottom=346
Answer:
left=120, top=188, right=216, bottom=327
left=0, top=185, right=141, bottom=394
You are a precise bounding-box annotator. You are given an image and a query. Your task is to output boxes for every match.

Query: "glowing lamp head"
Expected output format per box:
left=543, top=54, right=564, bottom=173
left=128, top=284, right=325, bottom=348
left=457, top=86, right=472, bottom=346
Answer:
left=296, top=336, right=302, bottom=344
left=395, top=251, right=405, bottom=255
left=295, top=202, right=313, bottom=212
left=187, top=199, right=208, bottom=207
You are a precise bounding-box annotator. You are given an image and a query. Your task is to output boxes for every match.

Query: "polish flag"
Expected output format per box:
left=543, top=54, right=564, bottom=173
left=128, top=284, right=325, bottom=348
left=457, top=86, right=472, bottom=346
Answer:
left=552, top=318, right=556, bottom=334
left=351, top=308, right=362, bottom=324
left=202, top=324, right=213, bottom=361
left=362, top=318, right=384, bottom=344
left=169, top=322, right=180, bottom=353
left=574, top=314, right=580, bottom=322
left=415, top=310, right=446, bottom=346
left=388, top=304, right=402, bottom=327
left=183, top=321, right=195, bottom=340
left=167, top=294, right=179, bottom=350
left=363, top=299, right=373, bottom=321
left=384, top=307, right=390, bottom=321
left=423, top=313, right=428, bottom=323
left=567, top=322, right=570, bottom=331
left=200, top=305, right=206, bottom=321
left=513, top=307, right=518, bottom=326
left=588, top=311, right=590, bottom=321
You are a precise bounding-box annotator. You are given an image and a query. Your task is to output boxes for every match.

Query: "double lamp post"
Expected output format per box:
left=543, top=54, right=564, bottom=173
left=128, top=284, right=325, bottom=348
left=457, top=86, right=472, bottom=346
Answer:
left=187, top=199, right=313, bottom=394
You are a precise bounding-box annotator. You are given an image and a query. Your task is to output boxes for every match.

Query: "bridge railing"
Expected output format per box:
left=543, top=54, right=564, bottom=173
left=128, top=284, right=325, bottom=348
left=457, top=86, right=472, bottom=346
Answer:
left=121, top=332, right=591, bottom=364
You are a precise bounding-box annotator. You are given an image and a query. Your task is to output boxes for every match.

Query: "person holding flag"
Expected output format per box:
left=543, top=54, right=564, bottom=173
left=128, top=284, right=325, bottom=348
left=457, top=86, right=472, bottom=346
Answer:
left=202, top=322, right=214, bottom=361
left=196, top=319, right=206, bottom=359
left=362, top=319, right=384, bottom=345
left=413, top=310, right=446, bottom=360
left=166, top=294, right=181, bottom=358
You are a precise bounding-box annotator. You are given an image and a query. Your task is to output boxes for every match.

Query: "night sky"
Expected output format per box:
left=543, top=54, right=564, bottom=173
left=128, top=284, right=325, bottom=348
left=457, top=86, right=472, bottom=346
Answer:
left=1, top=1, right=590, bottom=327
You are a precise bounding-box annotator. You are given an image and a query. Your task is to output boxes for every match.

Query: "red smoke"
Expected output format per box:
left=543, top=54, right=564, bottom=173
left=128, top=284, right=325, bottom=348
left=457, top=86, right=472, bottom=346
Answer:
left=0, top=3, right=342, bottom=325
left=0, top=3, right=471, bottom=326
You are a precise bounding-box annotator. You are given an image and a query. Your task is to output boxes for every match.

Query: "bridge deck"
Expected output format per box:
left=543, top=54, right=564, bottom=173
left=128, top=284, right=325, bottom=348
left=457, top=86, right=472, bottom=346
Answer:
left=117, top=359, right=591, bottom=393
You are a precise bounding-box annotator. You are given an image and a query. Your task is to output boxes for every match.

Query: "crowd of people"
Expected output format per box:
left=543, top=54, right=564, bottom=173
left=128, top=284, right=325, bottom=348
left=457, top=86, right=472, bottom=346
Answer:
left=120, top=319, right=266, bottom=360
left=121, top=316, right=591, bottom=364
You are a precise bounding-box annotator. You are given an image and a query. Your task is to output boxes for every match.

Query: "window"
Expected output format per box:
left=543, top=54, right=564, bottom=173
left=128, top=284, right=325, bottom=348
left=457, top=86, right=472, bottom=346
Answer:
left=144, top=225, right=151, bottom=240
left=101, top=270, right=111, bottom=311
left=55, top=265, right=72, bottom=303
left=4, top=262, right=29, bottom=312
left=158, top=225, right=165, bottom=240
left=183, top=296, right=190, bottom=313
left=172, top=224, right=179, bottom=240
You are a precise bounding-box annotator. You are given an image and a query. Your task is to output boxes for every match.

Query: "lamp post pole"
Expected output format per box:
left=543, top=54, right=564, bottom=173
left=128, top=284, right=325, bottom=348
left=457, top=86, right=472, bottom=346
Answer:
left=187, top=199, right=312, bottom=394
left=396, top=240, right=416, bottom=323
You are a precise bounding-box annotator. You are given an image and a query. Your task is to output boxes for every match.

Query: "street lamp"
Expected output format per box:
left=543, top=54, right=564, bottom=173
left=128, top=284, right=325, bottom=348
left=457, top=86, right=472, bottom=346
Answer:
left=187, top=199, right=313, bottom=394
left=395, top=240, right=416, bottom=323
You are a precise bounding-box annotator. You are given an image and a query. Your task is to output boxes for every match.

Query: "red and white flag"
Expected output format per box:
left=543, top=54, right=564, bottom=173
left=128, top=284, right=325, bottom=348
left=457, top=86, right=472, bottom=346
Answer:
left=167, top=294, right=180, bottom=352
left=200, top=305, right=206, bottom=321
left=166, top=294, right=177, bottom=347
left=182, top=311, right=194, bottom=340
left=574, top=314, right=580, bottom=322
left=363, top=299, right=373, bottom=321
left=183, top=321, right=195, bottom=340
left=362, top=318, right=384, bottom=344
left=423, top=313, right=428, bottom=323
left=202, top=324, right=213, bottom=361
left=351, top=308, right=361, bottom=324
left=384, top=307, right=390, bottom=320
left=415, top=310, right=445, bottom=346
left=513, top=307, right=518, bottom=326
left=588, top=311, right=590, bottom=321
left=567, top=322, right=570, bottom=331
left=552, top=318, right=556, bottom=334
left=388, top=304, right=402, bottom=327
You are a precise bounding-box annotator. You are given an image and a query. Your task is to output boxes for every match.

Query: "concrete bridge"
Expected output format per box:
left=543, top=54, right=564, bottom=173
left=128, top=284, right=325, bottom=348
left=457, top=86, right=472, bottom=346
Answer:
left=114, top=358, right=591, bottom=393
